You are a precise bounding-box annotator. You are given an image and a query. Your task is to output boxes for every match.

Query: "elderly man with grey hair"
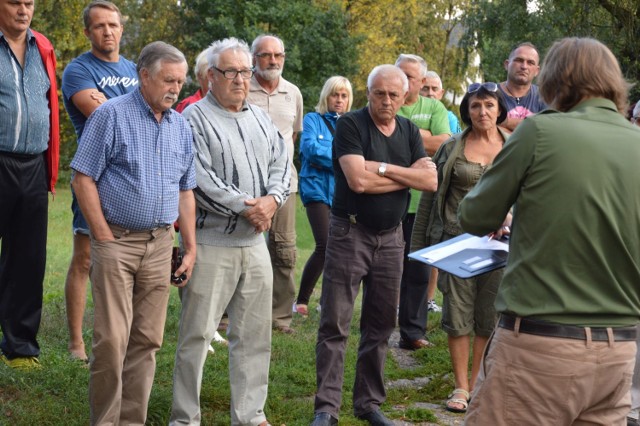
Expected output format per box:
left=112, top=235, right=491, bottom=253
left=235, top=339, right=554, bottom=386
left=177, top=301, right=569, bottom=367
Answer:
left=421, top=70, right=462, bottom=134
left=311, top=65, right=437, bottom=426
left=248, top=33, right=303, bottom=335
left=170, top=37, right=290, bottom=426
left=71, top=41, right=196, bottom=425
left=176, top=47, right=210, bottom=113
left=394, top=54, right=451, bottom=352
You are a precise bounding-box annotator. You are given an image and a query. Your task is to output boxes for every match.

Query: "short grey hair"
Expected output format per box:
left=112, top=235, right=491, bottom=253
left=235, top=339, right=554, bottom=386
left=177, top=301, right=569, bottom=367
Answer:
left=207, top=37, right=252, bottom=70
left=395, top=54, right=428, bottom=77
left=367, top=64, right=409, bottom=93
left=194, top=47, right=211, bottom=79
left=137, top=41, right=187, bottom=77
left=251, top=34, right=285, bottom=54
left=424, top=71, right=442, bottom=88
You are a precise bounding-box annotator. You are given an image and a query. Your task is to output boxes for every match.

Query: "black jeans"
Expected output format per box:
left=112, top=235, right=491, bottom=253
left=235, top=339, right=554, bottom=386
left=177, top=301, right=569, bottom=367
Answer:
left=0, top=152, right=48, bottom=358
left=398, top=213, right=431, bottom=341
left=315, top=215, right=404, bottom=417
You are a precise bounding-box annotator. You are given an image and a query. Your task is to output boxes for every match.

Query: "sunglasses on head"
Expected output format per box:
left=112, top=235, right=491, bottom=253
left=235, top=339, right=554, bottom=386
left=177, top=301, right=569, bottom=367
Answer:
left=467, top=82, right=499, bottom=94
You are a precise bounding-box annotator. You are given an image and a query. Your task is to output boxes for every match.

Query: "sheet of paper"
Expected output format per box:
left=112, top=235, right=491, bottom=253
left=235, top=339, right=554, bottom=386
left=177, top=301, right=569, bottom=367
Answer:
left=420, top=235, right=509, bottom=263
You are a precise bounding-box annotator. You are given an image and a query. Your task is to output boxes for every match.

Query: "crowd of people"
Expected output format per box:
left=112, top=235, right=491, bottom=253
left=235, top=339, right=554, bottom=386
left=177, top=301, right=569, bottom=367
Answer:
left=2, top=1, right=640, bottom=426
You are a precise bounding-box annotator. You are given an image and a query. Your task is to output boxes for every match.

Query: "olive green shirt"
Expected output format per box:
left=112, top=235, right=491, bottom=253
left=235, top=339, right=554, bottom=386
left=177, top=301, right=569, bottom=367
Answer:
left=459, top=98, right=640, bottom=327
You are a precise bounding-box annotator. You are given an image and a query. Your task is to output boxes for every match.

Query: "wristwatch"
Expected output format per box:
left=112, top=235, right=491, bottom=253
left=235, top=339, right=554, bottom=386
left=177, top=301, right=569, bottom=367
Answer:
left=272, top=194, right=283, bottom=208
left=377, top=162, right=387, bottom=177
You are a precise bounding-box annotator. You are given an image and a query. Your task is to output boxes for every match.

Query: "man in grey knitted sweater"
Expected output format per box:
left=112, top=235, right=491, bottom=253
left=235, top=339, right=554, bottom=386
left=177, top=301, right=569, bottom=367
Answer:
left=170, top=37, right=290, bottom=426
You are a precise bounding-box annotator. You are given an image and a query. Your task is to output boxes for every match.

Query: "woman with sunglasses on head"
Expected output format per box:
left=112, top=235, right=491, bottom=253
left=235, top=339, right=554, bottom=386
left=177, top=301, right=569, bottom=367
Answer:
left=410, top=82, right=511, bottom=413
left=294, top=76, right=353, bottom=316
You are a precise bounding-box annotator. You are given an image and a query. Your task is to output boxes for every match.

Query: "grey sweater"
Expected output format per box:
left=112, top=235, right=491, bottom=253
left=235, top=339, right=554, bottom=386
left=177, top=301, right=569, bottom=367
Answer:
left=184, top=92, right=291, bottom=247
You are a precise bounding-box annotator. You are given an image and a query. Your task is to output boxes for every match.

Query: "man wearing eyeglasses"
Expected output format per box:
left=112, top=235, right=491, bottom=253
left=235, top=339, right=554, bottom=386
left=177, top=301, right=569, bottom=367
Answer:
left=248, top=34, right=303, bottom=335
left=170, top=37, right=290, bottom=426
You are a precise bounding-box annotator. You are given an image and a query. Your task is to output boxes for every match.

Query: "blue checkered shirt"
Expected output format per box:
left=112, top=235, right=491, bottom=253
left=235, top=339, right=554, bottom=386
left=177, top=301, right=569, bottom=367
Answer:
left=71, top=88, right=196, bottom=230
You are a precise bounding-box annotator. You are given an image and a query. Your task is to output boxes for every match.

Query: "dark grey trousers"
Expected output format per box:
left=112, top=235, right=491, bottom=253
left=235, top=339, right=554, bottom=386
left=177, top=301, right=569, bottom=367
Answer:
left=398, top=212, right=431, bottom=341
left=314, top=215, right=404, bottom=418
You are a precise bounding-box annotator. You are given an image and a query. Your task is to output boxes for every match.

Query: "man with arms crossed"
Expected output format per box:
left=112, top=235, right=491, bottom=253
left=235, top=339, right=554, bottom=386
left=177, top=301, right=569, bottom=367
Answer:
left=248, top=34, right=303, bottom=334
left=170, top=37, right=290, bottom=426
left=62, top=0, right=138, bottom=363
left=498, top=42, right=546, bottom=131
left=312, top=65, right=437, bottom=426
left=72, top=41, right=196, bottom=425
left=0, top=0, right=59, bottom=371
left=394, top=54, right=450, bottom=351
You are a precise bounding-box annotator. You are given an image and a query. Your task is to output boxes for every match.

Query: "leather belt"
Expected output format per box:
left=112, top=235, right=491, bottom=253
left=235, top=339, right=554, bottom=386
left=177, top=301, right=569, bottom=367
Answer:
left=498, top=314, right=637, bottom=342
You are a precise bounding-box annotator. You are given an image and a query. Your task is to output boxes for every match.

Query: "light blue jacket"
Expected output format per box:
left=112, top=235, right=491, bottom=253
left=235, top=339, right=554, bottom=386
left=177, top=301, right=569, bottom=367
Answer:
left=299, top=111, right=338, bottom=206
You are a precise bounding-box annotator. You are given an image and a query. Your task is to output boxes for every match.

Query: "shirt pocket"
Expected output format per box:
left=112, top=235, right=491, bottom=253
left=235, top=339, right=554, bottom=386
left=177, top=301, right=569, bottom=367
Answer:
left=165, top=149, right=190, bottom=185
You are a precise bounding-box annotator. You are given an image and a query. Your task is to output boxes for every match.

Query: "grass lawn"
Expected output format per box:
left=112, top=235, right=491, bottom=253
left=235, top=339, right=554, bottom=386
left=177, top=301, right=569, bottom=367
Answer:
left=0, top=188, right=454, bottom=425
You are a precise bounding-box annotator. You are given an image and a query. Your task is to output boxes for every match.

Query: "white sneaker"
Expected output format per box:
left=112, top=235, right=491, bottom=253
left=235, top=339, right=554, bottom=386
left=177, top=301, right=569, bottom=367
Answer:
left=212, top=331, right=228, bottom=345
left=427, top=300, right=442, bottom=313
left=207, top=344, right=215, bottom=354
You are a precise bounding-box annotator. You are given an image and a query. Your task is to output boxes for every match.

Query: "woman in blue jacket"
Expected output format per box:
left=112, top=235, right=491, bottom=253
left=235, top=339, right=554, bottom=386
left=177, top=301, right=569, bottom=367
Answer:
left=295, top=76, right=353, bottom=316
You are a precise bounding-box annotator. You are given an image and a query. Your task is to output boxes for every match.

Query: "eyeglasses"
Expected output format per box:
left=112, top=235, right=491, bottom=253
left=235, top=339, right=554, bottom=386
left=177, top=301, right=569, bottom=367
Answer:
left=467, top=82, right=499, bottom=94
left=212, top=66, right=254, bottom=80
left=254, top=52, right=286, bottom=60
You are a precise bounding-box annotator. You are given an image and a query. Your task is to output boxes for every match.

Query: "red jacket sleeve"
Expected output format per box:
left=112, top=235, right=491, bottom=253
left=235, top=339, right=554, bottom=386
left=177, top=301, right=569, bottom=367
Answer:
left=32, top=29, right=60, bottom=194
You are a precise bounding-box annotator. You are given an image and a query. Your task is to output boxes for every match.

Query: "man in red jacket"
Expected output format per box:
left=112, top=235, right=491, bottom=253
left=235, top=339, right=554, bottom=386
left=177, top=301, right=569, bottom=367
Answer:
left=0, top=0, right=59, bottom=371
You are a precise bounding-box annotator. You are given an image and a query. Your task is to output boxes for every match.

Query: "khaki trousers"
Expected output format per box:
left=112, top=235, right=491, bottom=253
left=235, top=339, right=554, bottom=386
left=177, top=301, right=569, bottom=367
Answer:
left=89, top=225, right=173, bottom=426
left=466, top=326, right=636, bottom=426
left=171, top=243, right=273, bottom=426
left=268, top=194, right=297, bottom=328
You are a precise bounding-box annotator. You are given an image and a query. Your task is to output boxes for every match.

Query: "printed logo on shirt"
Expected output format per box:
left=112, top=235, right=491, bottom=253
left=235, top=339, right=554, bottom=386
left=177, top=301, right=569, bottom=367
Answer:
left=98, top=76, right=139, bottom=89
left=411, top=113, right=433, bottom=121
left=508, top=106, right=535, bottom=119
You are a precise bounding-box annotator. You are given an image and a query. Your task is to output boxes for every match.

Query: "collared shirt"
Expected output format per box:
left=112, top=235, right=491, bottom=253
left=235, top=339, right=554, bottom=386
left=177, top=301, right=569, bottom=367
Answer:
left=248, top=76, right=303, bottom=191
left=71, top=88, right=196, bottom=230
left=0, top=29, right=50, bottom=154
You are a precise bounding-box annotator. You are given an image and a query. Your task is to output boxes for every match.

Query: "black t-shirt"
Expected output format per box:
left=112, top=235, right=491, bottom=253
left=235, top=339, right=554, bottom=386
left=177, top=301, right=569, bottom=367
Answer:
left=331, top=107, right=425, bottom=230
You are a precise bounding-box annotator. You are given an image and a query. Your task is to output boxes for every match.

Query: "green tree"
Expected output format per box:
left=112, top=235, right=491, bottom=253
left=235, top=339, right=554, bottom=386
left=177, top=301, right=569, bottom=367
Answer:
left=32, top=0, right=90, bottom=179
left=119, top=0, right=182, bottom=60
left=462, top=0, right=640, bottom=102
left=343, top=0, right=472, bottom=107
left=177, top=0, right=359, bottom=112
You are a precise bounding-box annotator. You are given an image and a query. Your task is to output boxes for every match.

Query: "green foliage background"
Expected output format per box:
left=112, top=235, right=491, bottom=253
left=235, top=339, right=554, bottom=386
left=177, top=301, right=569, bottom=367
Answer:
left=29, top=0, right=640, bottom=184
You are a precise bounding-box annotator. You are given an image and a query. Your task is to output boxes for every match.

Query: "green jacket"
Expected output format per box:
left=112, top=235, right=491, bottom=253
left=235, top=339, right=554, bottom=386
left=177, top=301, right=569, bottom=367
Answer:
left=410, top=127, right=510, bottom=252
left=459, top=98, right=640, bottom=327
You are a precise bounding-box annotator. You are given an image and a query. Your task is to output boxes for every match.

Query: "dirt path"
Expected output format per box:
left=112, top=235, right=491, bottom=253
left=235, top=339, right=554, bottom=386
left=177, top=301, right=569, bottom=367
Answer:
left=386, top=330, right=465, bottom=426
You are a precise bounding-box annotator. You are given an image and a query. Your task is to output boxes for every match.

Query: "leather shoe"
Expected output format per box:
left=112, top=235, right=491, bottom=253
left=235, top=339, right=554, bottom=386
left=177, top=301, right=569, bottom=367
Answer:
left=357, top=409, right=394, bottom=426
left=310, top=412, right=337, bottom=426
left=398, top=338, right=434, bottom=350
